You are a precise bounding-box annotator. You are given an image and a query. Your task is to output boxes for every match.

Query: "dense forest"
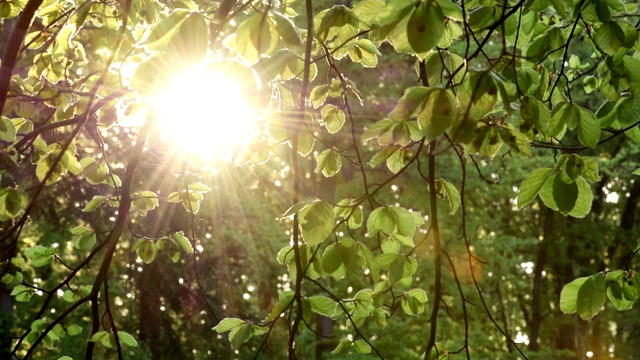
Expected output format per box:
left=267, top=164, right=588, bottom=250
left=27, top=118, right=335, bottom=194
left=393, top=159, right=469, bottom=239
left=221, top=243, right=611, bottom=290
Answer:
left=1, top=0, right=640, bottom=359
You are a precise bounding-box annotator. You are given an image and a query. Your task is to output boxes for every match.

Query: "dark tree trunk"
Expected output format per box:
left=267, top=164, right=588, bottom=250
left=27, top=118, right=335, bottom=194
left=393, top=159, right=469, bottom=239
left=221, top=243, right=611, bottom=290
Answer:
left=529, top=207, right=553, bottom=352
left=0, top=286, right=13, bottom=358
left=315, top=316, right=334, bottom=360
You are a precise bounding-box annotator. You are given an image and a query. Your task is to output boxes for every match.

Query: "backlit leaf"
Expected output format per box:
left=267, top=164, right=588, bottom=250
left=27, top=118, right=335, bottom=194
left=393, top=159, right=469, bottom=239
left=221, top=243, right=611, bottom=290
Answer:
left=406, top=0, right=445, bottom=54
left=299, top=200, right=335, bottom=246
left=417, top=88, right=456, bottom=141
left=577, top=273, right=607, bottom=320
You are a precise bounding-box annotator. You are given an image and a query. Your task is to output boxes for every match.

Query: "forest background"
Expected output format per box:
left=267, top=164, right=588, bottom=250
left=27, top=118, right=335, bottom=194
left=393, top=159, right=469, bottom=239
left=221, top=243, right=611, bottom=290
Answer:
left=1, top=0, right=640, bottom=359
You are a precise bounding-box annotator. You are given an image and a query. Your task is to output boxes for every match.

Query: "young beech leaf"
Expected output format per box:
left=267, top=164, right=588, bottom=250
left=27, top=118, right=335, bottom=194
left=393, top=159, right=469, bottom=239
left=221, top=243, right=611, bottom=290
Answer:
left=136, top=240, right=158, bottom=264
left=315, top=149, right=342, bottom=177
left=321, top=104, right=345, bottom=134
left=367, top=206, right=416, bottom=237
left=213, top=318, right=246, bottom=333
left=11, top=285, right=35, bottom=302
left=353, top=339, right=372, bottom=354
left=332, top=338, right=352, bottom=355
left=576, top=273, right=607, bottom=320
left=438, top=179, right=461, bottom=214
left=229, top=323, right=253, bottom=349
left=425, top=343, right=449, bottom=360
left=89, top=330, right=113, bottom=348
left=117, top=331, right=138, bottom=347
left=389, top=86, right=432, bottom=121
left=308, top=295, right=337, bottom=317
left=517, top=168, right=552, bottom=209
left=577, top=107, right=600, bottom=148
left=418, top=88, right=456, bottom=141
left=407, top=0, right=445, bottom=53
left=310, top=85, right=330, bottom=108
left=298, top=200, right=335, bottom=246
left=83, top=195, right=106, bottom=212
left=560, top=276, right=588, bottom=314
left=173, top=231, right=194, bottom=254
left=265, top=291, right=294, bottom=322
left=581, top=157, right=601, bottom=181
left=552, top=175, right=579, bottom=213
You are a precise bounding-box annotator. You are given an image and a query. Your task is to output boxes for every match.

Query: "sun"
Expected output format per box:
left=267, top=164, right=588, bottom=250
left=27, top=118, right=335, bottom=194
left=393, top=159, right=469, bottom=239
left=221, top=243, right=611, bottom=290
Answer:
left=152, top=63, right=260, bottom=162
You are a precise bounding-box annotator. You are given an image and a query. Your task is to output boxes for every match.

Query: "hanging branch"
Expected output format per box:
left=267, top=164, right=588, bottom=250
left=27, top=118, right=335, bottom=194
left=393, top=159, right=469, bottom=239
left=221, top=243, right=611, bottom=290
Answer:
left=287, top=0, right=314, bottom=358
left=419, top=60, right=443, bottom=359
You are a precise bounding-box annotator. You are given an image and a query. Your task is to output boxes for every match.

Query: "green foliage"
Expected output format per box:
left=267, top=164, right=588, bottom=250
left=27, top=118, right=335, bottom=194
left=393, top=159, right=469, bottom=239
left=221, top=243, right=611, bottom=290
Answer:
left=2, top=0, right=640, bottom=358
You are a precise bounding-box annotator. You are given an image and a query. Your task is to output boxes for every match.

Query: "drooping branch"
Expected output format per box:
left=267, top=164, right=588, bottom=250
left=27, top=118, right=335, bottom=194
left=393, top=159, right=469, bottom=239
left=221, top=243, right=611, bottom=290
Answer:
left=420, top=59, right=442, bottom=359
left=287, top=0, right=314, bottom=358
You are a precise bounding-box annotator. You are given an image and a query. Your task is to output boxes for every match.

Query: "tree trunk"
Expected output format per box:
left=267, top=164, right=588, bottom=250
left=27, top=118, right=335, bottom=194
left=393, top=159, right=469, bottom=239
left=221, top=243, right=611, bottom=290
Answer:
left=315, top=316, right=334, bottom=360
left=529, top=207, right=552, bottom=351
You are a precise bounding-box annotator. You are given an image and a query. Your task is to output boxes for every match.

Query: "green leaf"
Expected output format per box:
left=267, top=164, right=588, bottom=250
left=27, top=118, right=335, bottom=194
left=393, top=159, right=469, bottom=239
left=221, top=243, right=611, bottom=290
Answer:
left=322, top=244, right=343, bottom=274
left=348, top=205, right=364, bottom=229
left=82, top=196, right=107, bottom=212
left=11, top=285, right=35, bottom=302
left=520, top=96, right=550, bottom=135
left=581, top=157, right=601, bottom=182
left=595, top=22, right=624, bottom=56
left=607, top=280, right=635, bottom=311
left=24, top=245, right=55, bottom=267
left=406, top=0, right=445, bottom=53
left=0, top=188, right=28, bottom=221
left=315, top=149, right=342, bottom=177
left=577, top=273, right=607, bottom=320
left=310, top=85, right=330, bottom=109
left=517, top=168, right=552, bottom=209
left=297, top=127, right=315, bottom=157
left=577, top=108, right=600, bottom=148
left=560, top=276, right=588, bottom=314
left=88, top=330, right=111, bottom=344
left=136, top=240, right=158, bottom=264
left=321, top=105, right=345, bottom=134
left=265, top=291, right=294, bottom=321
left=569, top=177, right=593, bottom=218
left=146, top=10, right=189, bottom=50
left=439, top=179, right=460, bottom=215
left=353, top=339, right=371, bottom=354
left=498, top=126, right=531, bottom=158
left=362, top=119, right=394, bottom=143
left=173, top=231, right=194, bottom=254
left=66, top=325, right=83, bottom=336
left=229, top=323, right=253, bottom=349
left=616, top=97, right=640, bottom=127
left=299, top=200, right=335, bottom=246
left=332, top=338, right=352, bottom=354
left=565, top=154, right=584, bottom=180
left=63, top=286, right=91, bottom=303
left=407, top=288, right=428, bottom=303
left=308, top=295, right=337, bottom=317
left=389, top=86, right=432, bottom=121
left=132, top=190, right=159, bottom=215
left=0, top=117, right=17, bottom=142
left=214, top=318, right=247, bottom=333
left=367, top=206, right=416, bottom=237
left=187, top=182, right=211, bottom=192
left=552, top=174, right=579, bottom=214
left=425, top=343, right=449, bottom=360
left=116, top=331, right=137, bottom=347
left=75, top=232, right=96, bottom=251
left=417, top=88, right=456, bottom=141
